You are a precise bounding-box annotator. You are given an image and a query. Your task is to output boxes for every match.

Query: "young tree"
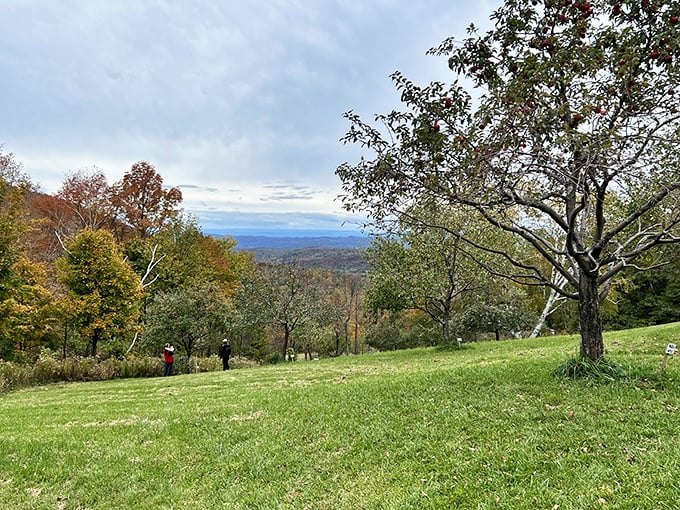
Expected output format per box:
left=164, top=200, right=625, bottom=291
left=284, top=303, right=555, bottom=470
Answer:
left=238, top=262, right=327, bottom=358
left=365, top=201, right=514, bottom=345
left=327, top=272, right=364, bottom=356
left=0, top=256, right=56, bottom=360
left=0, top=148, right=36, bottom=356
left=143, top=283, right=231, bottom=361
left=337, top=0, right=680, bottom=361
left=56, top=229, right=142, bottom=357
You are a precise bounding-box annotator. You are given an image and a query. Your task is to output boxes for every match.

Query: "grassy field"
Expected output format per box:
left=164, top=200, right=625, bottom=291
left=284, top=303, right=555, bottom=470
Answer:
left=1, top=324, right=679, bottom=509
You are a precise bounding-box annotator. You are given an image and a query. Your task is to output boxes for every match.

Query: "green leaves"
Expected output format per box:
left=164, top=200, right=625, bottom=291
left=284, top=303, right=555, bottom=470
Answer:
left=337, top=0, right=680, bottom=360
left=144, top=283, right=230, bottom=359
left=56, top=229, right=142, bottom=356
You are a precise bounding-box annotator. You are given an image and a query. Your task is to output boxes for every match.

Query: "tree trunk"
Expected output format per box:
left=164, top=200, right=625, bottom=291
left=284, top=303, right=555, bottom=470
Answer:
left=530, top=287, right=562, bottom=338
left=91, top=329, right=102, bottom=358
left=343, top=320, right=350, bottom=355
left=281, top=324, right=291, bottom=358
left=354, top=319, right=359, bottom=354
left=578, top=270, right=604, bottom=361
left=441, top=317, right=452, bottom=345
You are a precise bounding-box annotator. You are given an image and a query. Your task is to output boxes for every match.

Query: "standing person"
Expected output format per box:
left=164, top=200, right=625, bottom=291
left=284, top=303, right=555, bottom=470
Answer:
left=218, top=339, right=231, bottom=370
left=163, top=343, right=175, bottom=376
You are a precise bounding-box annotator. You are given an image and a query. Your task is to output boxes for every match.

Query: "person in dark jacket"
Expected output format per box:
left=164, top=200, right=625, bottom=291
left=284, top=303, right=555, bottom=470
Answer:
left=218, top=339, right=231, bottom=370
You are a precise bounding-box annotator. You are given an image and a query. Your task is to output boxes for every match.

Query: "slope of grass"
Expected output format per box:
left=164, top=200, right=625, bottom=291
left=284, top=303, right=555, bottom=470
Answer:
left=1, top=324, right=679, bottom=509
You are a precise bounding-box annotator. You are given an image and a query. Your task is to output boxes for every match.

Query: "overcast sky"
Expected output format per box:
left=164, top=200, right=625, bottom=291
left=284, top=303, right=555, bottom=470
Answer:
left=2, top=0, right=500, bottom=234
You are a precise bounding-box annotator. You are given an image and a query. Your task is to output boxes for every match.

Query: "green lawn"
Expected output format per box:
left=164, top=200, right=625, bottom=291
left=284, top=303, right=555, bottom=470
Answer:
left=1, top=325, right=679, bottom=509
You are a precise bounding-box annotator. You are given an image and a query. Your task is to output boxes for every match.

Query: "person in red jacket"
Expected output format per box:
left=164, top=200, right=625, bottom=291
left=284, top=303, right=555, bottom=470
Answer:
left=163, top=343, right=175, bottom=376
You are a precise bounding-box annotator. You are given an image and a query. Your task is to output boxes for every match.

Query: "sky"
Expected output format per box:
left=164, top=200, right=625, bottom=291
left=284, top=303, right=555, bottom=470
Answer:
left=2, top=0, right=500, bottom=235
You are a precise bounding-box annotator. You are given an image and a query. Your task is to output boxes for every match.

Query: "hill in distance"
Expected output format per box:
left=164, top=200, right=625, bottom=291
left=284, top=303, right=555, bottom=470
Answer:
left=231, top=234, right=369, bottom=250
left=206, top=229, right=371, bottom=273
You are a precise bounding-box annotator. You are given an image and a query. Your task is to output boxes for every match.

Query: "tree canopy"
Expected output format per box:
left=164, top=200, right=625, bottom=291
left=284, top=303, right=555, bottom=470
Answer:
left=56, top=229, right=142, bottom=357
left=337, top=0, right=680, bottom=361
left=110, top=161, right=182, bottom=240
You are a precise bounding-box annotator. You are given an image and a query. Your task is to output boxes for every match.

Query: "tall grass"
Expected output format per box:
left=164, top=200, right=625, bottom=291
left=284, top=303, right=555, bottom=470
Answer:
left=0, top=324, right=679, bottom=509
left=0, top=352, right=257, bottom=391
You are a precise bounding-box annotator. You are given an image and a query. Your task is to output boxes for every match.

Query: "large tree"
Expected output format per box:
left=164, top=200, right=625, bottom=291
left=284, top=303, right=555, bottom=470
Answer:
left=0, top=148, right=32, bottom=296
left=0, top=256, right=56, bottom=360
left=337, top=0, right=680, bottom=361
left=238, top=262, right=327, bottom=358
left=57, top=167, right=114, bottom=232
left=143, top=283, right=231, bottom=361
left=110, top=161, right=182, bottom=240
left=56, top=229, right=142, bottom=357
left=0, top=148, right=36, bottom=355
left=133, top=214, right=251, bottom=297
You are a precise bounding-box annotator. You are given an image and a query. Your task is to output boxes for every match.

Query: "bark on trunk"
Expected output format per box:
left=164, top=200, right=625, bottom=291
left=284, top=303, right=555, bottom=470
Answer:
left=281, top=324, right=290, bottom=358
left=441, top=317, right=451, bottom=345
left=91, top=329, right=102, bottom=358
left=578, top=270, right=604, bottom=361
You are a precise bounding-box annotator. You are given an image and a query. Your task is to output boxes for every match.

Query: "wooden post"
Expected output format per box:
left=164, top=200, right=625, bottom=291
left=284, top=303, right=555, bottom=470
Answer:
left=659, top=343, right=676, bottom=376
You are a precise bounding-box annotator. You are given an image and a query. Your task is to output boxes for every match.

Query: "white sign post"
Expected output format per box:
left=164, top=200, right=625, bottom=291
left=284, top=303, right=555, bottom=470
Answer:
left=659, top=343, right=676, bottom=375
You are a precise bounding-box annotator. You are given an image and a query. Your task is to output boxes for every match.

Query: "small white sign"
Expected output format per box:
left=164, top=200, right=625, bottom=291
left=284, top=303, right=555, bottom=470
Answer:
left=666, top=343, right=676, bottom=355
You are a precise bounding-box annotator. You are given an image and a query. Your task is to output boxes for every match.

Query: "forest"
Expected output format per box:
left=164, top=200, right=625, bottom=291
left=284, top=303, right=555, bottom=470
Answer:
left=1, top=140, right=678, bottom=383
left=0, top=152, right=375, bottom=376
left=4, top=2, right=680, bottom=379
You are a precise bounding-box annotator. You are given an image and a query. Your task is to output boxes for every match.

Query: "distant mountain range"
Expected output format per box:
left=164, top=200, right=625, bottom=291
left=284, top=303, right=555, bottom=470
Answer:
left=205, top=233, right=369, bottom=273
left=231, top=235, right=370, bottom=251
left=204, top=230, right=371, bottom=272
left=248, top=246, right=369, bottom=273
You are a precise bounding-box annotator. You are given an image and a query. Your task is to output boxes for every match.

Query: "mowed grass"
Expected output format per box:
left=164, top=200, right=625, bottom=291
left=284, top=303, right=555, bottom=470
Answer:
left=1, top=325, right=680, bottom=509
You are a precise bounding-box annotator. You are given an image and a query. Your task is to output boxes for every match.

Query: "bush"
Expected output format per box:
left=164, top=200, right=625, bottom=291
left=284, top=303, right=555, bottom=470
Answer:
left=0, top=361, right=31, bottom=390
left=265, top=352, right=283, bottom=364
left=0, top=352, right=164, bottom=391
left=229, top=355, right=260, bottom=369
left=0, top=351, right=259, bottom=392
left=552, top=357, right=629, bottom=382
left=119, top=356, right=163, bottom=378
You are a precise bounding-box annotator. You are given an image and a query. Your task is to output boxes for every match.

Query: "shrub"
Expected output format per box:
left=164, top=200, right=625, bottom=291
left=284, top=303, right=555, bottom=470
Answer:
left=0, top=352, right=256, bottom=392
left=552, top=357, right=629, bottom=382
left=230, top=355, right=259, bottom=369
left=266, top=352, right=283, bottom=364
left=120, top=356, right=163, bottom=378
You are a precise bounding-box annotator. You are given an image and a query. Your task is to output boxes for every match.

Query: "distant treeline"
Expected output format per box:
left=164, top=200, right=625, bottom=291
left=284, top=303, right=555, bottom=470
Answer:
left=231, top=235, right=370, bottom=251
left=245, top=246, right=369, bottom=274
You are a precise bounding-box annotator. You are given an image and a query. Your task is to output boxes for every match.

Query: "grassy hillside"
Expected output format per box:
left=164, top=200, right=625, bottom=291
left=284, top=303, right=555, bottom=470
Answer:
left=1, top=324, right=679, bottom=509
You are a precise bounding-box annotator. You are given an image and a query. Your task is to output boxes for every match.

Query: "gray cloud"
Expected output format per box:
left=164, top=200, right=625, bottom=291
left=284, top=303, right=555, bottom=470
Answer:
left=1, top=0, right=501, bottom=232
